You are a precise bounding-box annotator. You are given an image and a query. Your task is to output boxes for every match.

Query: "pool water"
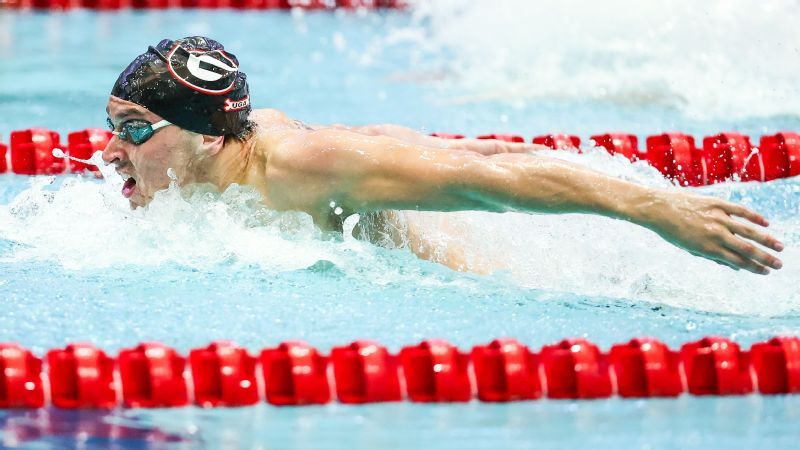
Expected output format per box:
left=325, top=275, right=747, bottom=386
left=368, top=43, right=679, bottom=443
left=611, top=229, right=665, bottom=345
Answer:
left=1, top=2, right=800, bottom=449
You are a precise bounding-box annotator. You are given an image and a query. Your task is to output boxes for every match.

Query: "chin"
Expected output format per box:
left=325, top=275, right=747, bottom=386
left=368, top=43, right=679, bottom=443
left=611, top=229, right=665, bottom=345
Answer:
left=127, top=194, right=146, bottom=209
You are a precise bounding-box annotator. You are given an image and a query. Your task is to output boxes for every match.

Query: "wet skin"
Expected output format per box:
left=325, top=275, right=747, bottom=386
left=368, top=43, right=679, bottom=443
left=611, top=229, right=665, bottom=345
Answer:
left=103, top=95, right=785, bottom=275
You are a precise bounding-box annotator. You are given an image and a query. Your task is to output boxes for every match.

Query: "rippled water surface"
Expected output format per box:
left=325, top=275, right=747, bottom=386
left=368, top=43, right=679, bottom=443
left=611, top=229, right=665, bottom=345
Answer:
left=1, top=2, right=800, bottom=449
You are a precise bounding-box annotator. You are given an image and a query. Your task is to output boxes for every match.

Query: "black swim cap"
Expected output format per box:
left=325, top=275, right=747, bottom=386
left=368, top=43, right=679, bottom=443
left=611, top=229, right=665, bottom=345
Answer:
left=111, top=36, right=251, bottom=137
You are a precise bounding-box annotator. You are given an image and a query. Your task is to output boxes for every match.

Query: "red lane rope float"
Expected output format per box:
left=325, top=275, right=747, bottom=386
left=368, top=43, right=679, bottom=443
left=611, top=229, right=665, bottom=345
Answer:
left=2, top=336, right=800, bottom=409
left=0, top=128, right=109, bottom=176
left=680, top=337, right=753, bottom=395
left=402, top=339, right=472, bottom=402
left=0, top=0, right=407, bottom=10
left=609, top=338, right=683, bottom=397
left=0, top=141, right=7, bottom=174
left=541, top=339, right=612, bottom=399
left=260, top=341, right=331, bottom=405
left=119, top=342, right=189, bottom=408
left=533, top=134, right=581, bottom=150
left=66, top=128, right=110, bottom=173
left=471, top=339, right=541, bottom=402
left=190, top=341, right=260, bottom=407
left=1, top=128, right=799, bottom=185
left=331, top=340, right=402, bottom=403
left=478, top=130, right=797, bottom=185
left=46, top=343, right=118, bottom=409
left=9, top=129, right=66, bottom=176
left=590, top=133, right=642, bottom=162
left=645, top=133, right=701, bottom=186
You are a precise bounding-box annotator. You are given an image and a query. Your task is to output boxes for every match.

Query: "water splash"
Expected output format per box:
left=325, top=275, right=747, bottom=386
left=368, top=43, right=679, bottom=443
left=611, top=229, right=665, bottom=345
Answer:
left=0, top=153, right=449, bottom=287
left=398, top=0, right=800, bottom=120
left=1, top=148, right=798, bottom=316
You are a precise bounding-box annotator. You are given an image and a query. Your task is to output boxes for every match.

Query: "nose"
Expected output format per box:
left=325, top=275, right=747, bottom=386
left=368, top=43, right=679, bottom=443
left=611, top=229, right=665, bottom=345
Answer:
left=102, top=136, right=128, bottom=166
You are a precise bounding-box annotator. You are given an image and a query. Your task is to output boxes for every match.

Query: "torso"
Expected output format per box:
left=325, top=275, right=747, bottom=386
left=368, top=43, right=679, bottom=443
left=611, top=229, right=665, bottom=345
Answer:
left=231, top=109, right=498, bottom=274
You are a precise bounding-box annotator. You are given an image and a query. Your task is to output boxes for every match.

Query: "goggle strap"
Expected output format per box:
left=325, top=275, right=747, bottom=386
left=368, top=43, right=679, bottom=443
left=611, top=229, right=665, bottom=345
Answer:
left=150, top=120, right=172, bottom=131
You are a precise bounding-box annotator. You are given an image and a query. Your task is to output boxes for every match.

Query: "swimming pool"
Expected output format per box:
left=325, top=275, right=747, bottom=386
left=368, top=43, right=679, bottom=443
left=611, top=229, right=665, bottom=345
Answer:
left=1, top=2, right=800, bottom=448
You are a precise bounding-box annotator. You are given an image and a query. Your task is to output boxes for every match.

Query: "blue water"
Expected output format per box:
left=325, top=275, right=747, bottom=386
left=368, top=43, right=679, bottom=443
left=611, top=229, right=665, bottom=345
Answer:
left=2, top=5, right=800, bottom=449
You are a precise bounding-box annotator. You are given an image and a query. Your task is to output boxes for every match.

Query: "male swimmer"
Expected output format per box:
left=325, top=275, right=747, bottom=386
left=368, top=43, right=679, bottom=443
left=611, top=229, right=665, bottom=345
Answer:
left=102, top=37, right=784, bottom=275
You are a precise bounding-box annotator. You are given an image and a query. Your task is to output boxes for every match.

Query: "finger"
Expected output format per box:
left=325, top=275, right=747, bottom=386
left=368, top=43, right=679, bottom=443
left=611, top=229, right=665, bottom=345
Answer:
left=727, top=219, right=785, bottom=252
left=718, top=202, right=769, bottom=227
left=711, top=257, right=740, bottom=271
left=691, top=248, right=741, bottom=272
left=715, top=246, right=770, bottom=275
left=722, top=235, right=782, bottom=271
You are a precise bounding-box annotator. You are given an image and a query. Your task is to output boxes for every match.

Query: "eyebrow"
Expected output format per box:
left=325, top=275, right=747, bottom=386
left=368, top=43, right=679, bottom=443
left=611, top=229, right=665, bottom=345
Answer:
left=106, top=107, right=147, bottom=121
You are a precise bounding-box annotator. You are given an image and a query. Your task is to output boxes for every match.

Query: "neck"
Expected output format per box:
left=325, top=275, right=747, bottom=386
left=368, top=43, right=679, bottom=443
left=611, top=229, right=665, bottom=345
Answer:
left=198, top=137, right=254, bottom=192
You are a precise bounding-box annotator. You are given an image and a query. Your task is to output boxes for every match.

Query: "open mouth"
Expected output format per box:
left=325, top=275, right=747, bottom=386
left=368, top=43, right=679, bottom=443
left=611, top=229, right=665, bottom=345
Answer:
left=122, top=177, right=137, bottom=198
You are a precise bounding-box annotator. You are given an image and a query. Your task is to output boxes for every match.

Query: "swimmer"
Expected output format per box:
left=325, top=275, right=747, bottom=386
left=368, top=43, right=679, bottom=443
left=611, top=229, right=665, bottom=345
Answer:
left=102, top=36, right=784, bottom=275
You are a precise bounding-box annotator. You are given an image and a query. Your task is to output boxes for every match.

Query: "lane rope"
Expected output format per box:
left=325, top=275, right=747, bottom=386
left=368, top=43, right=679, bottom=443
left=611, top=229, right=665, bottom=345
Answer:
left=1, top=336, right=798, bottom=408
left=2, top=129, right=798, bottom=185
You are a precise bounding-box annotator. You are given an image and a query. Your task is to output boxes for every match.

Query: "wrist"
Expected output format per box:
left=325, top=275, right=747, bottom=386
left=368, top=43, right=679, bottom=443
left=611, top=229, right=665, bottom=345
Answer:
left=620, top=186, right=669, bottom=228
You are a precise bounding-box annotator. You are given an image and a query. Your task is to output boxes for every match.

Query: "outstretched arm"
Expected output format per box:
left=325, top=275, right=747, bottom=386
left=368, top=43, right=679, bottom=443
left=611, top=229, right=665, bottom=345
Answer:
left=268, top=128, right=784, bottom=275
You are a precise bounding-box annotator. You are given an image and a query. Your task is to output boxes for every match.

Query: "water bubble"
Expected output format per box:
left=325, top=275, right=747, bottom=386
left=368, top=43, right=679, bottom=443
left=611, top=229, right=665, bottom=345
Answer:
left=332, top=32, right=346, bottom=51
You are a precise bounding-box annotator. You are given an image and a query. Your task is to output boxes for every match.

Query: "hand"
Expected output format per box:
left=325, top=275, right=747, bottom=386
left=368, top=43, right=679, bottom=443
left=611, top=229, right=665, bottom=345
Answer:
left=644, top=190, right=785, bottom=274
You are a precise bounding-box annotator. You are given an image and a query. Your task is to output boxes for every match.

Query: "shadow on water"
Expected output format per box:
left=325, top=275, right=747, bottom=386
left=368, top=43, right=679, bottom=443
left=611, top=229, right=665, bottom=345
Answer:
left=0, top=409, right=197, bottom=449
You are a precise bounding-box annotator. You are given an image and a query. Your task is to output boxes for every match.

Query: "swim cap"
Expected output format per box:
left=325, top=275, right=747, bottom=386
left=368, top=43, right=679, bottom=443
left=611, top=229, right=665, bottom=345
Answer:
left=111, top=36, right=251, bottom=137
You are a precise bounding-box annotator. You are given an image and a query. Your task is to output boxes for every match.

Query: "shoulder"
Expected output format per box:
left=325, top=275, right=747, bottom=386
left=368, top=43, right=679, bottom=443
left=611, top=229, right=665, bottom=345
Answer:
left=249, top=108, right=290, bottom=123
left=267, top=128, right=342, bottom=176
left=249, top=108, right=316, bottom=131
left=245, top=109, right=315, bottom=163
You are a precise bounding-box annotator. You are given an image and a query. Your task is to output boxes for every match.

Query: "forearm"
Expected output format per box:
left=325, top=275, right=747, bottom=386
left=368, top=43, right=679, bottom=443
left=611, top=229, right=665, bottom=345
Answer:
left=464, top=152, right=662, bottom=225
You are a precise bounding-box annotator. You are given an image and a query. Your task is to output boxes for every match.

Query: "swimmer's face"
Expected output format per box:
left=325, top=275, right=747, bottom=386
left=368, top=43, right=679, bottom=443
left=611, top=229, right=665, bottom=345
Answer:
left=102, top=96, right=203, bottom=208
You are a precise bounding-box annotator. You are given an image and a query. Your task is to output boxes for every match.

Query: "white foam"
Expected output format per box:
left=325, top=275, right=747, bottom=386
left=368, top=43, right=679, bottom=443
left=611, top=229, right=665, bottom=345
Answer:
left=397, top=0, right=800, bottom=120
left=0, top=154, right=444, bottom=286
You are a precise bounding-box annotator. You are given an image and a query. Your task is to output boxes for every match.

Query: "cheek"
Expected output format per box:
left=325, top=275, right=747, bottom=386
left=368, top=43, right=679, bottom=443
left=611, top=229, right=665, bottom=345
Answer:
left=130, top=149, right=174, bottom=192
left=131, top=143, right=196, bottom=191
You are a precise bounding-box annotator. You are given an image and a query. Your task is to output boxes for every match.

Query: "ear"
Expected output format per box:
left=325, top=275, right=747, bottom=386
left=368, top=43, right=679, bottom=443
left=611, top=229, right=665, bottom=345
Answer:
left=198, top=134, right=225, bottom=157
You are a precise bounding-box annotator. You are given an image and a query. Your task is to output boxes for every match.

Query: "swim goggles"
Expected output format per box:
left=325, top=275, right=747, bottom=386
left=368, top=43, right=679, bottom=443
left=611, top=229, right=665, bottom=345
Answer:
left=107, top=118, right=173, bottom=145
